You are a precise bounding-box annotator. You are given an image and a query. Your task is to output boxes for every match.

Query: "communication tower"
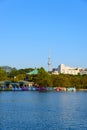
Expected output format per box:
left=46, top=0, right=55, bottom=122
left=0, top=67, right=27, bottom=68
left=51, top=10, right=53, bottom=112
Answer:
left=48, top=55, right=51, bottom=72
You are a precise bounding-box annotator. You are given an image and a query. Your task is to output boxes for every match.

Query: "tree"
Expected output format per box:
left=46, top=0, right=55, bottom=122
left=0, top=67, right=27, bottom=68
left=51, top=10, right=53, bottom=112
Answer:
left=82, top=75, right=87, bottom=88
left=0, top=67, right=7, bottom=81
left=35, top=67, right=51, bottom=87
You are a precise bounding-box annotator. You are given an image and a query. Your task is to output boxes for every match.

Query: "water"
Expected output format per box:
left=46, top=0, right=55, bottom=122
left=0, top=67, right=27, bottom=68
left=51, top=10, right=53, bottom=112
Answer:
left=0, top=91, right=87, bottom=130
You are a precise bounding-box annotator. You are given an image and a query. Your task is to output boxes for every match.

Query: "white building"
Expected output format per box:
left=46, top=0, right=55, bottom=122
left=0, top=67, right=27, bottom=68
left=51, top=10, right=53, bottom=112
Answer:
left=52, top=64, right=87, bottom=75
left=58, top=64, right=80, bottom=75
left=80, top=69, right=87, bottom=75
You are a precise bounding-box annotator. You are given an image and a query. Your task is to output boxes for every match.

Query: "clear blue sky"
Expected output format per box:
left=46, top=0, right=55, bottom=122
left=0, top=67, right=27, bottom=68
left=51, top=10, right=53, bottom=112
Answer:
left=0, top=0, right=87, bottom=70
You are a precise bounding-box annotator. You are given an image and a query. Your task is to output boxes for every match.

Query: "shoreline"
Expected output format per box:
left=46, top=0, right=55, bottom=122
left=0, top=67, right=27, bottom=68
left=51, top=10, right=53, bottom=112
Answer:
left=78, top=89, right=87, bottom=91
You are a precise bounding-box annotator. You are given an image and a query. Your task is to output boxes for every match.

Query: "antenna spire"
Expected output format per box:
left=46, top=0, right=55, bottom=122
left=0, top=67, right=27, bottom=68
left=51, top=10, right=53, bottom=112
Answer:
left=48, top=53, right=51, bottom=72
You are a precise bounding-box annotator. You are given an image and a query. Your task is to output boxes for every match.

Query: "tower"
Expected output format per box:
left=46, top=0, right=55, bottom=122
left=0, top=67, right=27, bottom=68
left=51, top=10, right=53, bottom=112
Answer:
left=48, top=55, right=51, bottom=72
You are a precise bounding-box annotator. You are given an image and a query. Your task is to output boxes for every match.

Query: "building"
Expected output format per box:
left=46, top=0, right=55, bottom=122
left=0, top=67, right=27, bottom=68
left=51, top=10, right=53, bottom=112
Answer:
left=52, top=64, right=87, bottom=75
left=58, top=64, right=80, bottom=75
left=1, top=66, right=16, bottom=74
left=52, top=68, right=59, bottom=75
left=80, top=69, right=87, bottom=75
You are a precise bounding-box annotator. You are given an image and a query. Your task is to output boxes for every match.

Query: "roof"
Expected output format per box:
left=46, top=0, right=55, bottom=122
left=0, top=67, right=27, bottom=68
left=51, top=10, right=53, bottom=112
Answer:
left=27, top=68, right=38, bottom=75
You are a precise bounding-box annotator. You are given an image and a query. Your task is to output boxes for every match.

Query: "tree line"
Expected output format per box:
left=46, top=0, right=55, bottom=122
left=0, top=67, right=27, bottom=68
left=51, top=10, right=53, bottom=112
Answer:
left=0, top=67, right=87, bottom=89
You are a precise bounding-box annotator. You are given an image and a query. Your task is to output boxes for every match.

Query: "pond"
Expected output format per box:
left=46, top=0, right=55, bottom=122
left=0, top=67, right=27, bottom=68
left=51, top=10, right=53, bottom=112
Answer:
left=0, top=91, right=87, bottom=130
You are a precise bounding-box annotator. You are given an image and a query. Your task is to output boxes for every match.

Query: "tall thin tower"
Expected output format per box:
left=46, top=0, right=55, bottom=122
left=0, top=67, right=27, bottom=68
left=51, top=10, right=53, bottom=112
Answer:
left=48, top=54, right=51, bottom=72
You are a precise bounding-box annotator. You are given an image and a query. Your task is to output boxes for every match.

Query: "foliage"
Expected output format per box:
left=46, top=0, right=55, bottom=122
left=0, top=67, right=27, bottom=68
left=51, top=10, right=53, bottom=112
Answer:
left=34, top=67, right=51, bottom=87
left=0, top=67, right=7, bottom=81
left=1, top=67, right=87, bottom=89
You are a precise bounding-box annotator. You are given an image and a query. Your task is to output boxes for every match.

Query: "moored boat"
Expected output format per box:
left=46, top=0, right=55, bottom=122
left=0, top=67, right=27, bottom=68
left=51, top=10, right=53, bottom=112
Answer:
left=67, top=87, right=76, bottom=92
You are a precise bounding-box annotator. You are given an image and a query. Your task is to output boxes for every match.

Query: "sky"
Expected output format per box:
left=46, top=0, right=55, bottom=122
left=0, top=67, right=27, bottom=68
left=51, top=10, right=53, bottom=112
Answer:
left=0, top=0, right=87, bottom=70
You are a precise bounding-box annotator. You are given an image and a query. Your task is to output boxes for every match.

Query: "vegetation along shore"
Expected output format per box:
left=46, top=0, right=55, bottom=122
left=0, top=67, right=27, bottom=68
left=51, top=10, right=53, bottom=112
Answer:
left=0, top=67, right=87, bottom=91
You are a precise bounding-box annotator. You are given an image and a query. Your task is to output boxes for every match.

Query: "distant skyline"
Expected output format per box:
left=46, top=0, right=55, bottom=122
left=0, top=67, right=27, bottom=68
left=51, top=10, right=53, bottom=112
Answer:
left=0, top=0, right=87, bottom=70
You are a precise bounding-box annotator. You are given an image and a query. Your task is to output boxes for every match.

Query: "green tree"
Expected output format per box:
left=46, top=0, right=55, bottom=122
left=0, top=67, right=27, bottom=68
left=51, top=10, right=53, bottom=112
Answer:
left=81, top=75, right=87, bottom=88
left=0, top=67, right=7, bottom=81
left=35, top=67, right=51, bottom=87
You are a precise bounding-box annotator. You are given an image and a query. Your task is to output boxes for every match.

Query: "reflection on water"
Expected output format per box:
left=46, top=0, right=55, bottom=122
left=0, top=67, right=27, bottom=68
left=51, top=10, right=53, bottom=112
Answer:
left=0, top=91, right=87, bottom=130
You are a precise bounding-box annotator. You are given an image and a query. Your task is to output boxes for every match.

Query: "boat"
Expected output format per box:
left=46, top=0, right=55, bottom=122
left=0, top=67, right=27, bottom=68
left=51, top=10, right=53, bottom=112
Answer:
left=55, top=87, right=61, bottom=92
left=67, top=87, right=76, bottom=92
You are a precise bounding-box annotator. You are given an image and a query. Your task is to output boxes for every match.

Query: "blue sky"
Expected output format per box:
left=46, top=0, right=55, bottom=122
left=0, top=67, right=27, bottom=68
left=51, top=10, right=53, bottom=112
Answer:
left=0, top=0, right=87, bottom=70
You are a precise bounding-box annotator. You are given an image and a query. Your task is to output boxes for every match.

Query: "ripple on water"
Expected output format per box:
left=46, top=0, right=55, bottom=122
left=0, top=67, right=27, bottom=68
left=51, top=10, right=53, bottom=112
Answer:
left=0, top=91, right=87, bottom=130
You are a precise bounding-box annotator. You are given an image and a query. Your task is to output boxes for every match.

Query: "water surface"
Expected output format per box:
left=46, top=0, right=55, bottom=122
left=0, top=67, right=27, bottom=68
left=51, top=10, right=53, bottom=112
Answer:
left=0, top=91, right=87, bottom=130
